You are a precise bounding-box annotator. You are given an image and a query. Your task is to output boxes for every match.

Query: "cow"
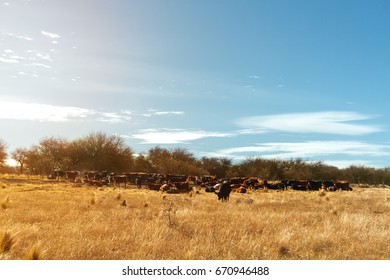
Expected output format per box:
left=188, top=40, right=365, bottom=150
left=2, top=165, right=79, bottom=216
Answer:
left=287, top=180, right=309, bottom=191
left=113, top=175, right=127, bottom=187
left=204, top=185, right=216, bottom=193
left=147, top=182, right=162, bottom=191
left=65, top=171, right=78, bottom=182
left=160, top=183, right=180, bottom=193
left=48, top=170, right=65, bottom=181
left=135, top=176, right=144, bottom=189
left=215, top=181, right=232, bottom=202
left=266, top=181, right=286, bottom=190
left=334, top=180, right=352, bottom=191
left=173, top=182, right=191, bottom=192
left=236, top=186, right=247, bottom=193
left=257, top=179, right=269, bottom=189
left=83, top=171, right=106, bottom=184
left=322, top=181, right=335, bottom=191
left=308, top=180, right=322, bottom=191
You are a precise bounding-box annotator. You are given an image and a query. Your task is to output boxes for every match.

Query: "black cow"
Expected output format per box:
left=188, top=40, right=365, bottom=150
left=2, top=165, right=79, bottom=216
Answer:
left=48, top=170, right=65, bottom=181
left=215, top=181, right=232, bottom=202
left=308, top=181, right=322, bottom=191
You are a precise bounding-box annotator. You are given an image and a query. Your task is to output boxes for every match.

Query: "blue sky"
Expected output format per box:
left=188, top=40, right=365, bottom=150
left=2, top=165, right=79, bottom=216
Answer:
left=1, top=0, right=390, bottom=168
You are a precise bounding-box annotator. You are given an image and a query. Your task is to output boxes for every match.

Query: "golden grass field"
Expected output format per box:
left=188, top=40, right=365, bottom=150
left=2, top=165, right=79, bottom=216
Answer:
left=1, top=176, right=390, bottom=260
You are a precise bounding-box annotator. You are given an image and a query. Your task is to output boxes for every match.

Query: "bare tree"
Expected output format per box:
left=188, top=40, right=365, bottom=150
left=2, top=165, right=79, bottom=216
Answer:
left=73, top=132, right=133, bottom=172
left=200, top=157, right=232, bottom=178
left=0, top=139, right=6, bottom=166
left=11, top=148, right=29, bottom=174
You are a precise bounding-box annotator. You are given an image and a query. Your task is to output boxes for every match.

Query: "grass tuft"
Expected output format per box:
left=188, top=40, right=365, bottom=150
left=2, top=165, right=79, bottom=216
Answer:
left=24, top=244, right=43, bottom=260
left=318, top=190, right=327, bottom=197
left=0, top=231, right=14, bottom=254
left=1, top=196, right=10, bottom=209
left=278, top=246, right=290, bottom=257
left=161, top=198, right=178, bottom=227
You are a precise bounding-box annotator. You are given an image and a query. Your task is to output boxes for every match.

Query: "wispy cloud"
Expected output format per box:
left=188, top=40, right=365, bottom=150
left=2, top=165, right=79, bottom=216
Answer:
left=217, top=141, right=390, bottom=160
left=4, top=32, right=34, bottom=41
left=0, top=101, right=93, bottom=122
left=237, top=111, right=382, bottom=135
left=0, top=57, right=19, bottom=63
left=36, top=52, right=53, bottom=62
left=1, top=49, right=22, bottom=64
left=131, top=129, right=232, bottom=144
left=41, top=30, right=61, bottom=39
left=321, top=160, right=376, bottom=169
left=0, top=101, right=134, bottom=123
left=142, top=109, right=184, bottom=117
left=98, top=112, right=132, bottom=124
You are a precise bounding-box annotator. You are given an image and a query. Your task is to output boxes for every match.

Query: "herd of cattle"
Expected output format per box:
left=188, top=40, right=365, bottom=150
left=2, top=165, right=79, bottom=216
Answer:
left=48, top=171, right=352, bottom=201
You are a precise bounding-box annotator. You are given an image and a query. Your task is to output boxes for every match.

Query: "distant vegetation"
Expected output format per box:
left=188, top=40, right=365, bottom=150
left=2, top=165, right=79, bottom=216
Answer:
left=1, top=133, right=390, bottom=184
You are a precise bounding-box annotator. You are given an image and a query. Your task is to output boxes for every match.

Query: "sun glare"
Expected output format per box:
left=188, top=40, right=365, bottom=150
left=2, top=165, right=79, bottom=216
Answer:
left=5, top=158, right=17, bottom=167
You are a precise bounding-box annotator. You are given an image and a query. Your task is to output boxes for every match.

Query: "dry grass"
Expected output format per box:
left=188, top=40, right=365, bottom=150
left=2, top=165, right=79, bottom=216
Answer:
left=1, top=178, right=390, bottom=260
left=0, top=231, right=14, bottom=255
left=24, top=243, right=43, bottom=260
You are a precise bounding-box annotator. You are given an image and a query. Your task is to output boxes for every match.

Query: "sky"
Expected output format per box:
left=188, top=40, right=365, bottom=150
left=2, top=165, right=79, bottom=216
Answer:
left=1, top=0, right=390, bottom=168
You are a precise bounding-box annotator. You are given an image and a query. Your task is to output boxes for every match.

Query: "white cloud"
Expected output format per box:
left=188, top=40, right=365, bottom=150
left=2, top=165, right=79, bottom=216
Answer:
left=0, top=101, right=138, bottom=124
left=1, top=49, right=29, bottom=64
left=0, top=101, right=93, bottom=122
left=0, top=57, right=19, bottom=63
left=237, top=111, right=382, bottom=135
left=5, top=32, right=34, bottom=41
left=132, top=129, right=232, bottom=144
left=217, top=141, right=390, bottom=159
left=154, top=111, right=184, bottom=116
left=320, top=160, right=376, bottom=169
left=143, top=109, right=184, bottom=117
left=30, top=62, right=51, bottom=69
left=41, top=30, right=61, bottom=39
left=36, top=52, right=53, bottom=62
left=98, top=112, right=132, bottom=124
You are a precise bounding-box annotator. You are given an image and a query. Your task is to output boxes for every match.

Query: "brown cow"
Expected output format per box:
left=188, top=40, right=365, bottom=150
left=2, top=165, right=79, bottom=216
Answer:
left=65, top=171, right=78, bottom=182
left=113, top=175, right=127, bottom=187
left=173, top=182, right=190, bottom=192
left=334, top=180, right=352, bottom=191
left=147, top=182, right=162, bottom=191
left=236, top=186, right=247, bottom=193
left=160, top=183, right=170, bottom=192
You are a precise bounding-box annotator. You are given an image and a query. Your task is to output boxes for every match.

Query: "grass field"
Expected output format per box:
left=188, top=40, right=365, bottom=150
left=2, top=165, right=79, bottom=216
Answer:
left=1, top=177, right=390, bottom=260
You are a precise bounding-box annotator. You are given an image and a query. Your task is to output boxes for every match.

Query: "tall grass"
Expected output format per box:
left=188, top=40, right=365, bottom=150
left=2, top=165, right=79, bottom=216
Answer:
left=1, top=178, right=390, bottom=259
left=24, top=244, right=43, bottom=260
left=0, top=231, right=14, bottom=254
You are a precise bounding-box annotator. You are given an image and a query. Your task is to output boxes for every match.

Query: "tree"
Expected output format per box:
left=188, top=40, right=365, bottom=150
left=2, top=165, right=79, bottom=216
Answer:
left=342, top=165, right=376, bottom=184
left=25, top=146, right=50, bottom=175
left=11, top=148, right=29, bottom=174
left=200, top=157, right=232, bottom=178
left=147, top=147, right=206, bottom=175
left=133, top=153, right=155, bottom=173
left=0, top=139, right=6, bottom=166
left=73, top=132, right=133, bottom=172
left=38, top=137, right=69, bottom=171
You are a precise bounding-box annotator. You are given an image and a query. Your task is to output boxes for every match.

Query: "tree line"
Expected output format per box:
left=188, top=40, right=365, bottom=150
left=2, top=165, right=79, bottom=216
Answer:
left=1, top=132, right=390, bottom=185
